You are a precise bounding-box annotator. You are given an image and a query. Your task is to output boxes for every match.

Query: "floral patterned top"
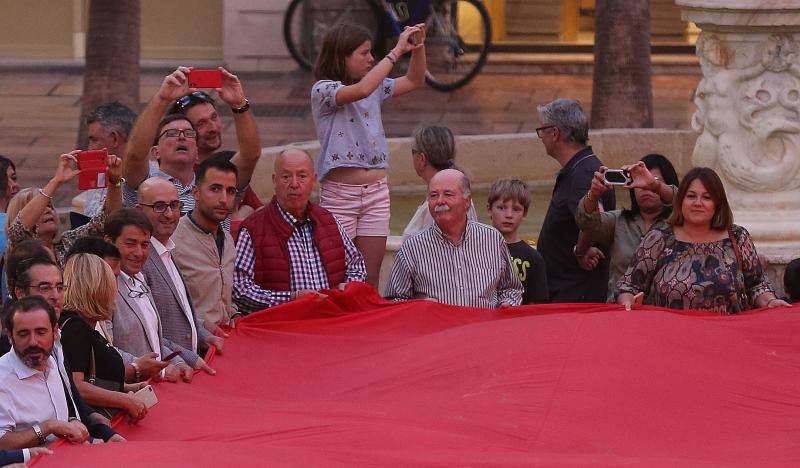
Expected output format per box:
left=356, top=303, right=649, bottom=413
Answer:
left=615, top=223, right=773, bottom=314
left=7, top=212, right=107, bottom=269
left=311, top=78, right=395, bottom=181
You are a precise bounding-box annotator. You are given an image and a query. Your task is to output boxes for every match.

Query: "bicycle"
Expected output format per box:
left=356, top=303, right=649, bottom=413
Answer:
left=283, top=0, right=492, bottom=92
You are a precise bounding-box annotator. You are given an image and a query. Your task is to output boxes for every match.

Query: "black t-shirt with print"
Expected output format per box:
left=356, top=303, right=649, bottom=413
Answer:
left=508, top=240, right=549, bottom=304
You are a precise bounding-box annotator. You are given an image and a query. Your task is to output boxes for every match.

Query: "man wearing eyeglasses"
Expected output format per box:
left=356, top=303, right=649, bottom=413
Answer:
left=137, top=177, right=221, bottom=376
left=535, top=99, right=616, bottom=303
left=103, top=208, right=195, bottom=383
left=167, top=91, right=223, bottom=164
left=2, top=258, right=122, bottom=443
left=121, top=66, right=261, bottom=226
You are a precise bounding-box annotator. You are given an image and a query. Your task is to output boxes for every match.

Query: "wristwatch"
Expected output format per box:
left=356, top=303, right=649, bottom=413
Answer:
left=32, top=423, right=46, bottom=445
left=231, top=99, right=250, bottom=114
left=573, top=245, right=586, bottom=257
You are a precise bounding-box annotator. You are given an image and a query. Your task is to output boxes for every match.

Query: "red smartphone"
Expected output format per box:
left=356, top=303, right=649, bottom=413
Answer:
left=161, top=351, right=181, bottom=362
left=187, top=69, right=222, bottom=88
left=77, top=149, right=108, bottom=190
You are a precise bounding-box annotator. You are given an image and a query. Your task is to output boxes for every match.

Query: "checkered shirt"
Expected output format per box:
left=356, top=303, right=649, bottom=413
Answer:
left=233, top=204, right=366, bottom=314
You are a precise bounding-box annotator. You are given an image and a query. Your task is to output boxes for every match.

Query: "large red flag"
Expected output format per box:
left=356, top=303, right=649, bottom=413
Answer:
left=34, top=283, right=800, bottom=466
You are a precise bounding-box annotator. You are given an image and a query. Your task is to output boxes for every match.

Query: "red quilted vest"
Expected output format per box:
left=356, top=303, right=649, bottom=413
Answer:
left=240, top=197, right=346, bottom=291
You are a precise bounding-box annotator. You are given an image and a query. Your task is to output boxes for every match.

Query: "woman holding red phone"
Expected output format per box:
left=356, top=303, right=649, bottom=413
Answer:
left=4, top=150, right=123, bottom=267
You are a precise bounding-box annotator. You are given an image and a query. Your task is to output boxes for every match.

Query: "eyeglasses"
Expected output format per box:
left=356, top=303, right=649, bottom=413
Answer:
left=174, top=91, right=215, bottom=111
left=535, top=125, right=557, bottom=138
left=128, top=282, right=150, bottom=299
left=26, top=283, right=65, bottom=294
left=158, top=128, right=198, bottom=140
left=139, top=200, right=183, bottom=213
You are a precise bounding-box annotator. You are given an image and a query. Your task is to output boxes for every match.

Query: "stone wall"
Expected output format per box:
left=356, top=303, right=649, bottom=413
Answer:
left=250, top=128, right=698, bottom=197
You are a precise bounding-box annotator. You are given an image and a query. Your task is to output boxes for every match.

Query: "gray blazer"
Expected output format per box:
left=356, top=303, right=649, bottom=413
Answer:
left=142, top=245, right=211, bottom=367
left=110, top=275, right=189, bottom=366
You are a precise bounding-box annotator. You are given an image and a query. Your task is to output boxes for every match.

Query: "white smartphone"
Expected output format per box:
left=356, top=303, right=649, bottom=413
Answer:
left=134, top=384, right=158, bottom=409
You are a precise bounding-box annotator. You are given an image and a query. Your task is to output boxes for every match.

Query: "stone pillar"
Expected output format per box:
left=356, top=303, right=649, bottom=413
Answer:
left=677, top=1, right=800, bottom=261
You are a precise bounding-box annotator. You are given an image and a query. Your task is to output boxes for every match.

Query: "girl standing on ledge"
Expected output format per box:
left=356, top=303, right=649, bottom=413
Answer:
left=311, top=22, right=426, bottom=288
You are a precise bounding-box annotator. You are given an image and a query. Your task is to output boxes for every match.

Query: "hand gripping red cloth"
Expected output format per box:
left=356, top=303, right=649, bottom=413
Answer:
left=34, top=283, right=800, bottom=466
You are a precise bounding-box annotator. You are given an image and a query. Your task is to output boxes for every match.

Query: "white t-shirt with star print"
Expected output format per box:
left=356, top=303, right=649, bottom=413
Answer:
left=311, top=78, right=395, bottom=181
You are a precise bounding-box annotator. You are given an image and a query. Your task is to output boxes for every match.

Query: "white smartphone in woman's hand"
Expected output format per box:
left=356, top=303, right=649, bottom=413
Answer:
left=133, top=384, right=158, bottom=409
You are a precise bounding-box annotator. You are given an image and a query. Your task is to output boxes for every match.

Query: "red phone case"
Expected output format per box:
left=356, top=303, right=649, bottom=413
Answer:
left=188, top=69, right=222, bottom=88
left=78, top=150, right=108, bottom=190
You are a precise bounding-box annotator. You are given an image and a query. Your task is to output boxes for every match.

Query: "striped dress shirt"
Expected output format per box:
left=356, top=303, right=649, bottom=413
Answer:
left=385, top=221, right=524, bottom=308
left=233, top=203, right=367, bottom=314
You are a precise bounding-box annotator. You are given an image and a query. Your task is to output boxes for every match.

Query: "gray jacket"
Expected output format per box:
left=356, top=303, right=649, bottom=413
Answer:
left=142, top=245, right=211, bottom=367
left=110, top=275, right=190, bottom=366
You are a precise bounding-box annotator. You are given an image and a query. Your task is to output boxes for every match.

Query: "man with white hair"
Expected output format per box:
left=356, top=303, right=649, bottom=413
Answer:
left=384, top=169, right=522, bottom=308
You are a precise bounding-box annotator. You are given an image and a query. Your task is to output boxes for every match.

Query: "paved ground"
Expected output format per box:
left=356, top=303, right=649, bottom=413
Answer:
left=0, top=66, right=701, bottom=208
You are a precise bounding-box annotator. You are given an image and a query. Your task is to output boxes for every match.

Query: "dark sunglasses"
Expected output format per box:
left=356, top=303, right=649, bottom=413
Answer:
left=174, top=91, right=215, bottom=111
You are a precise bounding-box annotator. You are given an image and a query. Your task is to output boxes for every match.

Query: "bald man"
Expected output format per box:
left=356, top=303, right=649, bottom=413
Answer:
left=233, top=148, right=366, bottom=314
left=137, top=177, right=221, bottom=377
left=385, top=169, right=523, bottom=308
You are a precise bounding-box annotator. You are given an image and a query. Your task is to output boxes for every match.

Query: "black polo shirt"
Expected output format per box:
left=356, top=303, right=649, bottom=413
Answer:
left=537, top=146, right=616, bottom=302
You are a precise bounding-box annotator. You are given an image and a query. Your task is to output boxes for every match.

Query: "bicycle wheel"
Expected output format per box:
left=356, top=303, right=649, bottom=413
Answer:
left=423, top=0, right=492, bottom=92
left=283, top=0, right=385, bottom=71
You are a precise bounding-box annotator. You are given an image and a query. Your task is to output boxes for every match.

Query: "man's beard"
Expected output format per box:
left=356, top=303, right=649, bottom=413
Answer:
left=14, top=344, right=52, bottom=368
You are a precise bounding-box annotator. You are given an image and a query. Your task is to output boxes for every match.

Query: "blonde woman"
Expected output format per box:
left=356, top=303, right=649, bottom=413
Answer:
left=5, top=151, right=122, bottom=267
left=59, top=253, right=149, bottom=423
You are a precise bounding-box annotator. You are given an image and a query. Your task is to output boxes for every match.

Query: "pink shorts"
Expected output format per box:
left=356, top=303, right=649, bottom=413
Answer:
left=319, top=177, right=390, bottom=238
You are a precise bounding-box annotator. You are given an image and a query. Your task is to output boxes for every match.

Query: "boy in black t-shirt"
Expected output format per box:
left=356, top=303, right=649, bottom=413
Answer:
left=487, top=180, right=549, bottom=304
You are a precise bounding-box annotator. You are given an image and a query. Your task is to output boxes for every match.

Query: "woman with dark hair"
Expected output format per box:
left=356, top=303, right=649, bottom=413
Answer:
left=311, top=22, right=426, bottom=288
left=575, top=154, right=680, bottom=301
left=615, top=167, right=790, bottom=313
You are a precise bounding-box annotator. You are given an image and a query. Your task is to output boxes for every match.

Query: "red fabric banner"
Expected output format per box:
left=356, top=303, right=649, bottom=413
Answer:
left=34, top=283, right=800, bottom=466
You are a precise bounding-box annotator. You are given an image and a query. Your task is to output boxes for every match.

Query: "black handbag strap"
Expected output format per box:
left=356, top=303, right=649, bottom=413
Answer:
left=55, top=354, right=77, bottom=419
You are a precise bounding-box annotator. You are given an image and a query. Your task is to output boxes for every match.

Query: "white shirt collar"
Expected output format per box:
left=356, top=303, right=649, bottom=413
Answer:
left=120, top=270, right=146, bottom=288
left=150, top=237, right=176, bottom=256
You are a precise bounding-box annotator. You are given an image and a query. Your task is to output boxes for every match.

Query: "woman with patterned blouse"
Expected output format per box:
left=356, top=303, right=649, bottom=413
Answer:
left=4, top=151, right=122, bottom=268
left=616, top=167, right=790, bottom=314
left=311, top=23, right=426, bottom=289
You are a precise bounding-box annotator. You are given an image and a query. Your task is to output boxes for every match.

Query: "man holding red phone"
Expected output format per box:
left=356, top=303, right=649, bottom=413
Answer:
left=121, top=66, right=261, bottom=231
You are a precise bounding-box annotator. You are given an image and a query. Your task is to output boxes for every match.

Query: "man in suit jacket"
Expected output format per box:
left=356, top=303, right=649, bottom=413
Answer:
left=103, top=208, right=194, bottom=383
left=137, top=177, right=221, bottom=375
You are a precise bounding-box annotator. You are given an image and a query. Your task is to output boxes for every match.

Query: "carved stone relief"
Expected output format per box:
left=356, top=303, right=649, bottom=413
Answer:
left=692, top=33, right=800, bottom=193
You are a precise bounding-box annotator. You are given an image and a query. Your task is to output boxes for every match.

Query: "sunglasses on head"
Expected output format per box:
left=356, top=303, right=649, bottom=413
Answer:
left=174, top=91, right=215, bottom=111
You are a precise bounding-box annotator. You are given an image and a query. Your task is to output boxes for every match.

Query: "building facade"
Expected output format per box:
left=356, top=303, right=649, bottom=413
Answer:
left=0, top=0, right=694, bottom=71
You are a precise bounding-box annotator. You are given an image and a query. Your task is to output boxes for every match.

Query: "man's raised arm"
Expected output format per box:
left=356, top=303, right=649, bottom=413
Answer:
left=217, top=67, right=262, bottom=189
left=123, top=66, right=192, bottom=188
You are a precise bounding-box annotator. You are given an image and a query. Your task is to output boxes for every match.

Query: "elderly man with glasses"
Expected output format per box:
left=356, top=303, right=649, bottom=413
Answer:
left=121, top=66, right=261, bottom=230
left=535, top=99, right=616, bottom=303
left=103, top=208, right=195, bottom=383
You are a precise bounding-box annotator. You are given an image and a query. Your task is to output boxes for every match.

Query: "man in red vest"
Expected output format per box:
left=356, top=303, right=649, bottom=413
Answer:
left=233, top=149, right=367, bottom=314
